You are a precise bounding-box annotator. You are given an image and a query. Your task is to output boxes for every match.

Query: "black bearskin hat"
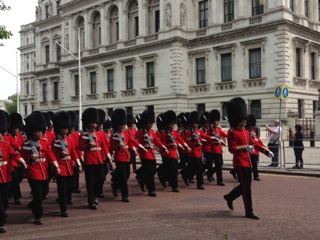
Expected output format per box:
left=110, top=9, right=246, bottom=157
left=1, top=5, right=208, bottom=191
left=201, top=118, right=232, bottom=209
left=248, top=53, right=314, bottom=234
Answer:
left=53, top=111, right=71, bottom=135
left=156, top=113, right=164, bottom=130
left=103, top=117, right=112, bottom=130
left=247, top=114, right=256, bottom=127
left=127, top=114, right=136, bottom=126
left=188, top=111, right=199, bottom=125
left=9, top=112, right=24, bottom=130
left=177, top=113, right=184, bottom=126
left=141, top=110, right=155, bottom=125
left=209, top=109, right=221, bottom=122
left=227, top=97, right=247, bottom=128
left=135, top=114, right=142, bottom=130
left=82, top=108, right=99, bottom=130
left=67, top=111, right=79, bottom=130
left=163, top=110, right=176, bottom=126
left=200, top=111, right=210, bottom=127
left=111, top=109, right=127, bottom=129
left=0, top=110, right=8, bottom=134
left=25, top=111, right=47, bottom=138
left=97, top=109, right=106, bottom=125
left=42, top=112, right=52, bottom=128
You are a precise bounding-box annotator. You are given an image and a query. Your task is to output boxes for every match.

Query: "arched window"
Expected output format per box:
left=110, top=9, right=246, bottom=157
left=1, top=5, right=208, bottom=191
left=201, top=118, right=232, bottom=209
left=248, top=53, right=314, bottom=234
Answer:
left=147, top=0, right=160, bottom=34
left=76, top=16, right=85, bottom=51
left=92, top=11, right=101, bottom=48
left=109, top=5, right=119, bottom=44
left=127, top=0, right=139, bottom=40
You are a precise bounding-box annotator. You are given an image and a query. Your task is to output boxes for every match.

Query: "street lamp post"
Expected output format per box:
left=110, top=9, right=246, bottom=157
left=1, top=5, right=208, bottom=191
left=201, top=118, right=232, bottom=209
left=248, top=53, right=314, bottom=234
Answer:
left=0, top=53, right=19, bottom=113
left=56, top=28, right=82, bottom=131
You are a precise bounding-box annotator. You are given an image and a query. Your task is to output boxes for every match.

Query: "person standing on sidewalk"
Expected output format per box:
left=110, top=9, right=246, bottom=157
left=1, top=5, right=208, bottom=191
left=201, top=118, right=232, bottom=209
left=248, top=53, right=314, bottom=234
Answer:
left=223, top=97, right=274, bottom=220
left=266, top=119, right=282, bottom=167
left=290, top=124, right=304, bottom=169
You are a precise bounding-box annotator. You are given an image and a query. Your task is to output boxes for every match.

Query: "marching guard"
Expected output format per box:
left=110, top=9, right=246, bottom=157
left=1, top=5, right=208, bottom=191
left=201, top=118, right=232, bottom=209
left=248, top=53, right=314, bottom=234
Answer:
left=78, top=108, right=110, bottom=210
left=223, top=97, right=274, bottom=220
left=21, top=111, right=60, bottom=225
left=51, top=111, right=82, bottom=217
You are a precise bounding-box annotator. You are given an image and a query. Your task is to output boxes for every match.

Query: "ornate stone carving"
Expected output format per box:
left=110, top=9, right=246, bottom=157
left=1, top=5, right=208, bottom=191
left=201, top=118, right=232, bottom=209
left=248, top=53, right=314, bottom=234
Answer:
left=165, top=3, right=172, bottom=27
left=180, top=3, right=186, bottom=27
left=141, top=86, right=158, bottom=95
left=293, top=77, right=307, bottom=89
left=242, top=78, right=266, bottom=88
left=189, top=84, right=210, bottom=94
left=215, top=81, right=237, bottom=91
left=103, top=91, right=117, bottom=99
left=121, top=89, right=136, bottom=97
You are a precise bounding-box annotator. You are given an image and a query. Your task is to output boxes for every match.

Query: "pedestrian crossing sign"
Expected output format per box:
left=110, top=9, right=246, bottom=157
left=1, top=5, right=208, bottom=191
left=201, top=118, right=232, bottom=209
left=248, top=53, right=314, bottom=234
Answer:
left=274, top=85, right=289, bottom=100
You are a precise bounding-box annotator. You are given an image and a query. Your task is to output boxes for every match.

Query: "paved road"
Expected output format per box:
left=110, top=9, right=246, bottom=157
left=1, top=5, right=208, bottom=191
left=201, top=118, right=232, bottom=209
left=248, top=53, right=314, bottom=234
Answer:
left=3, top=170, right=320, bottom=240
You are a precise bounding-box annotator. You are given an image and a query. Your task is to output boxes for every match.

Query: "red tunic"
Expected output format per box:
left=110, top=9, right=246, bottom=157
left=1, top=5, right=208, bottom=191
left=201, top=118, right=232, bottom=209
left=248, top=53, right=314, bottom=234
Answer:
left=69, top=131, right=82, bottom=162
left=200, top=127, right=212, bottom=153
left=248, top=129, right=265, bottom=156
left=158, top=129, right=186, bottom=159
left=0, top=140, right=17, bottom=183
left=228, top=128, right=267, bottom=168
left=185, top=129, right=212, bottom=158
left=136, top=128, right=165, bottom=160
left=51, top=136, right=78, bottom=176
left=3, top=133, right=25, bottom=170
left=110, top=131, right=141, bottom=162
left=210, top=127, right=228, bottom=154
left=78, top=130, right=109, bottom=165
left=45, top=130, right=55, bottom=145
left=21, top=139, right=57, bottom=180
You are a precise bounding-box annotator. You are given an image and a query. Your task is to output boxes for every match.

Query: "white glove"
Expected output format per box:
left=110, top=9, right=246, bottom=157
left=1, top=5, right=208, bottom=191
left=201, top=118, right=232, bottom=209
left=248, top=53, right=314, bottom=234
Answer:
left=246, top=145, right=254, bottom=153
left=268, top=151, right=274, bottom=158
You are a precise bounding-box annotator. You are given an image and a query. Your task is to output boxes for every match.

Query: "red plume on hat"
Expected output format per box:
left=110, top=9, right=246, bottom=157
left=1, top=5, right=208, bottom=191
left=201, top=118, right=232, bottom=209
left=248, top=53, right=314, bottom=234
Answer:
left=227, top=97, right=247, bottom=128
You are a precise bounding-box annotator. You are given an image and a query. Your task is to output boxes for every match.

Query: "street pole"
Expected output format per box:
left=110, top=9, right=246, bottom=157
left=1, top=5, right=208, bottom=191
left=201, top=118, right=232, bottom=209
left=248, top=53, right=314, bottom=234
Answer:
left=78, top=28, right=82, bottom=131
left=16, top=52, right=19, bottom=114
left=55, top=27, right=82, bottom=131
left=0, top=64, right=19, bottom=113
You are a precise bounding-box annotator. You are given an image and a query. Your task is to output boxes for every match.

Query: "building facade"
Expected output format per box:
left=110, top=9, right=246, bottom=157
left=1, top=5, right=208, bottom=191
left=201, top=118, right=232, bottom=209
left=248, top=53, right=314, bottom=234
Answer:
left=19, top=0, right=320, bottom=131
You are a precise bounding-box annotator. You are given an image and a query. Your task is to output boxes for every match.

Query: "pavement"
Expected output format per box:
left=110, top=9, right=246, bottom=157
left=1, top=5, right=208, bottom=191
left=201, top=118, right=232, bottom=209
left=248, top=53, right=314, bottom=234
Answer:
left=2, top=165, right=320, bottom=240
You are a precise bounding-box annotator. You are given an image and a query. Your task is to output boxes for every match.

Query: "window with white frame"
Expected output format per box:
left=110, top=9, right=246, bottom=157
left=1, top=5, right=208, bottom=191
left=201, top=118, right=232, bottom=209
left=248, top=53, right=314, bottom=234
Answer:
left=249, top=48, right=261, bottom=78
left=26, top=81, right=29, bottom=95
left=146, top=62, right=155, bottom=87
left=222, top=102, right=228, bottom=119
left=310, top=52, right=316, bottom=80
left=290, top=0, right=294, bottom=12
left=56, top=42, right=61, bottom=61
left=197, top=103, right=206, bottom=117
left=126, top=65, right=133, bottom=90
left=250, top=100, right=261, bottom=119
left=199, top=0, right=208, bottom=28
left=128, top=1, right=139, bottom=40
left=196, top=57, right=206, bottom=84
left=42, top=83, right=48, bottom=101
left=76, top=16, right=85, bottom=51
left=74, top=74, right=79, bottom=96
left=24, top=105, right=28, bottom=116
left=56, top=0, right=61, bottom=15
left=221, top=53, right=232, bottom=82
left=126, top=106, right=133, bottom=116
left=45, top=5, right=50, bottom=18
left=53, top=81, right=59, bottom=100
left=252, top=0, right=264, bottom=16
left=107, top=69, right=114, bottom=92
left=305, top=0, right=309, bottom=17
left=45, top=45, right=50, bottom=63
left=155, top=10, right=160, bottom=33
left=90, top=72, right=97, bottom=94
left=110, top=6, right=119, bottom=44
left=296, top=48, right=301, bottom=77
left=224, top=0, right=234, bottom=23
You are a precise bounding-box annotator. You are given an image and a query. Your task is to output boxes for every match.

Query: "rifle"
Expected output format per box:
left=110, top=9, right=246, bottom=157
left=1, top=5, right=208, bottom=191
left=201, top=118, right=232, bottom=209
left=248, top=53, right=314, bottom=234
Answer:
left=143, top=127, right=155, bottom=158
left=190, top=128, right=202, bottom=146
left=29, top=140, right=45, bottom=179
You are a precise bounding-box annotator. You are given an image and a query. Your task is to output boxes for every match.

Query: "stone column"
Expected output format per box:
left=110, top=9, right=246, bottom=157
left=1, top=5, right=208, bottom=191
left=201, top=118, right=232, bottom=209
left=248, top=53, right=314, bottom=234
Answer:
left=100, top=4, right=107, bottom=46
left=118, top=1, right=125, bottom=41
left=84, top=10, right=90, bottom=49
left=314, top=111, right=320, bottom=139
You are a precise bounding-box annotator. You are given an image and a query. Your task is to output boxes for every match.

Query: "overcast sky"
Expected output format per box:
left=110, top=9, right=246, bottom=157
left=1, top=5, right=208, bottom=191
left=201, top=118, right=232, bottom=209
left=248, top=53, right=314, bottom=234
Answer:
left=0, top=0, right=38, bottom=100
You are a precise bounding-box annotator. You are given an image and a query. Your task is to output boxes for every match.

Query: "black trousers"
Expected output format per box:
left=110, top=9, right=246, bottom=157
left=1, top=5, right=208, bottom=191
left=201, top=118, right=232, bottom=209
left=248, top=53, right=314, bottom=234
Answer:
left=203, top=152, right=213, bottom=178
left=141, top=160, right=157, bottom=193
left=185, top=157, right=204, bottom=187
left=0, top=183, right=10, bottom=227
left=113, top=162, right=131, bottom=199
left=267, top=143, right=279, bottom=166
left=250, top=154, right=259, bottom=179
left=293, top=148, right=304, bottom=166
left=56, top=175, right=74, bottom=213
left=225, top=166, right=253, bottom=215
left=130, top=150, right=137, bottom=172
left=163, top=158, right=178, bottom=189
left=84, top=164, right=106, bottom=205
left=73, top=166, right=80, bottom=191
left=10, top=166, right=24, bottom=200
left=28, top=180, right=47, bottom=219
left=212, top=153, right=224, bottom=184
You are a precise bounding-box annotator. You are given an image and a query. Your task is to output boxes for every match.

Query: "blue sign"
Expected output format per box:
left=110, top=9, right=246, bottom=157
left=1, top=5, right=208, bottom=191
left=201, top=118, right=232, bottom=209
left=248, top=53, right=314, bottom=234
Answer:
left=282, top=87, right=289, bottom=100
left=275, top=86, right=281, bottom=99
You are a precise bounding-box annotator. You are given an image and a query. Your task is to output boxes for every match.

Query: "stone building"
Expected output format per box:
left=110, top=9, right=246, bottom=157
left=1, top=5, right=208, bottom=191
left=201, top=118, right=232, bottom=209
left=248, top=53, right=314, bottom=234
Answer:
left=19, top=0, right=320, bottom=133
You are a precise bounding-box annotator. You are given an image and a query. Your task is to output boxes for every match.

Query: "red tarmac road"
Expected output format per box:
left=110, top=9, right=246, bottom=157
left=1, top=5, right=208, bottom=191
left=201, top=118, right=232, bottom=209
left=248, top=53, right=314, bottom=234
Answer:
left=3, top=170, right=320, bottom=240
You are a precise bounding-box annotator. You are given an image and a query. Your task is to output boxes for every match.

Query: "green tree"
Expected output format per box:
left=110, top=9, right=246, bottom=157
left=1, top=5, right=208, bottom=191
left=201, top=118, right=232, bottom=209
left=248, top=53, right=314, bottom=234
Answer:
left=4, top=94, right=17, bottom=114
left=0, top=1, right=12, bottom=46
